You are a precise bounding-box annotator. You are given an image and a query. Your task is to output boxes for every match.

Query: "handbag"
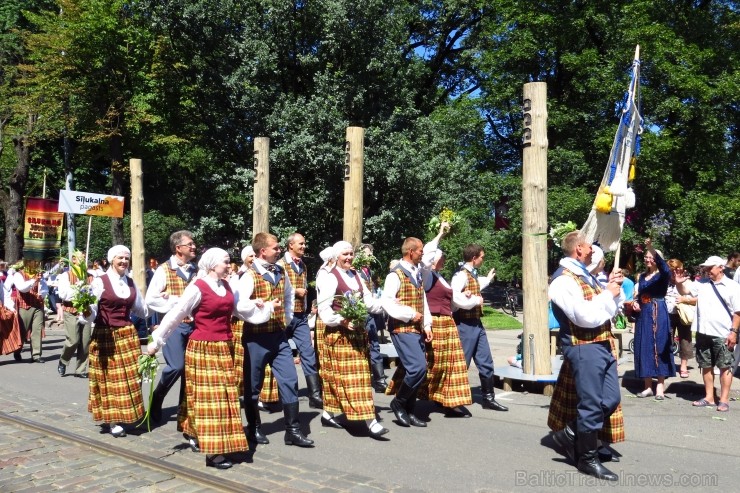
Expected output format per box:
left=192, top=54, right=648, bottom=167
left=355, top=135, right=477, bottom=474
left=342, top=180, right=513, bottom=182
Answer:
left=675, top=303, right=695, bottom=325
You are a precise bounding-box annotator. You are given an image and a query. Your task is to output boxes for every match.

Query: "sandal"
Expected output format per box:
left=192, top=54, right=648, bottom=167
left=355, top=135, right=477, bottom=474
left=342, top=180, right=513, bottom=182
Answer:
left=679, top=371, right=689, bottom=378
left=717, top=402, right=730, bottom=412
left=692, top=399, right=716, bottom=407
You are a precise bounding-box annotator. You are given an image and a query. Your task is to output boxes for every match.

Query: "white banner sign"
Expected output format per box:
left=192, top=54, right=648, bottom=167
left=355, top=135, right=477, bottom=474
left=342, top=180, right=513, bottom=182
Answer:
left=58, top=190, right=125, bottom=218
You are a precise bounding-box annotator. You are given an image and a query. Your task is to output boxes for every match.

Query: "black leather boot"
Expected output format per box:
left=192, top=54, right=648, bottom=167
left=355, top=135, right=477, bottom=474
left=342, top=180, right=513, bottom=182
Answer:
left=390, top=382, right=414, bottom=427
left=283, top=402, right=314, bottom=447
left=480, top=375, right=508, bottom=411
left=245, top=400, right=269, bottom=444
left=576, top=431, right=618, bottom=481
left=371, top=362, right=388, bottom=393
left=405, top=386, right=427, bottom=427
left=148, top=385, right=166, bottom=424
left=552, top=420, right=576, bottom=463
left=305, top=373, right=324, bottom=409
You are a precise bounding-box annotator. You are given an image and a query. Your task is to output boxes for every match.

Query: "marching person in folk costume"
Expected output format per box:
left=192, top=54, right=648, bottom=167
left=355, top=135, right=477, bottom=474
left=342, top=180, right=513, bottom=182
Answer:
left=383, top=237, right=433, bottom=428
left=56, top=251, right=92, bottom=378
left=316, top=241, right=389, bottom=438
left=148, top=248, right=248, bottom=470
left=357, top=243, right=389, bottom=393
left=234, top=232, right=314, bottom=447
left=145, top=231, right=198, bottom=425
left=548, top=231, right=624, bottom=481
left=0, top=262, right=22, bottom=358
left=314, top=247, right=337, bottom=406
left=87, top=245, right=148, bottom=438
left=232, top=245, right=254, bottom=406
left=450, top=244, right=508, bottom=411
left=419, top=222, right=473, bottom=417
left=277, top=232, right=323, bottom=409
left=11, top=260, right=48, bottom=362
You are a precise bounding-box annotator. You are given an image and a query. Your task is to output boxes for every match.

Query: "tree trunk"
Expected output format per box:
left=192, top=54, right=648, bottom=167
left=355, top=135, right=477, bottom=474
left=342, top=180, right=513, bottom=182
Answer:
left=110, top=134, right=125, bottom=246
left=4, top=114, right=35, bottom=262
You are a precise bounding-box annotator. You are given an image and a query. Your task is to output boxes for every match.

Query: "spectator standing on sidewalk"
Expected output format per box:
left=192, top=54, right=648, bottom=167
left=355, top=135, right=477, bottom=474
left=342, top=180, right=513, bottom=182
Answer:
left=679, top=256, right=740, bottom=412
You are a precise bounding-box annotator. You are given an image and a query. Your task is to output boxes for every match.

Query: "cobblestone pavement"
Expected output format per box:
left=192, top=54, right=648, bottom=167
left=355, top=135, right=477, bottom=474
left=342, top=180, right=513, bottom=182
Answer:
left=0, top=323, right=403, bottom=493
left=3, top=320, right=740, bottom=492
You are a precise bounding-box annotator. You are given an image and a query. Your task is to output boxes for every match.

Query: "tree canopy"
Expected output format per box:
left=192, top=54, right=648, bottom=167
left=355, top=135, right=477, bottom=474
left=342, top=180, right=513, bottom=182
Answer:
left=0, top=0, right=737, bottom=275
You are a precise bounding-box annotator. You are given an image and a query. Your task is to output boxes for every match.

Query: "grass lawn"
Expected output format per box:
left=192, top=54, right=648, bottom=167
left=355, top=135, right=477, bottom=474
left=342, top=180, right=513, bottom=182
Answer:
left=481, top=305, right=522, bottom=330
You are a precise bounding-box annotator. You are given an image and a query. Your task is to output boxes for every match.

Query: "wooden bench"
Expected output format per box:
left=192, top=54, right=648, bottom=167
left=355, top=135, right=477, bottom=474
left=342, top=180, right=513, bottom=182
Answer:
left=493, top=356, right=563, bottom=396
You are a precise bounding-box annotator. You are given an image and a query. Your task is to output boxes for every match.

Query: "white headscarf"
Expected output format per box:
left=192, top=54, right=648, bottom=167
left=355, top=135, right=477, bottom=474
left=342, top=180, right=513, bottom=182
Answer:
left=587, top=245, right=604, bottom=273
left=332, top=241, right=353, bottom=255
left=241, top=245, right=255, bottom=262
left=319, top=246, right=336, bottom=271
left=107, top=245, right=131, bottom=262
left=198, top=248, right=229, bottom=275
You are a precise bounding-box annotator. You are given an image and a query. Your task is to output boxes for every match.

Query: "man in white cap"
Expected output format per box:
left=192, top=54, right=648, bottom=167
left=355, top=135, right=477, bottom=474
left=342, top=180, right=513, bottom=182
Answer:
left=678, top=255, right=740, bottom=412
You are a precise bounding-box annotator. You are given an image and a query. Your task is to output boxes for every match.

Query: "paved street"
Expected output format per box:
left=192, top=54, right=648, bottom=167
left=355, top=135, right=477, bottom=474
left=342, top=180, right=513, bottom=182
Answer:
left=1, top=319, right=739, bottom=492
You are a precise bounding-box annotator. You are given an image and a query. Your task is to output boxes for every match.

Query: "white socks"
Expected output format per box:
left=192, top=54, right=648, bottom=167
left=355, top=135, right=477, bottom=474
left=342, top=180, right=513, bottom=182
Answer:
left=366, top=419, right=384, bottom=434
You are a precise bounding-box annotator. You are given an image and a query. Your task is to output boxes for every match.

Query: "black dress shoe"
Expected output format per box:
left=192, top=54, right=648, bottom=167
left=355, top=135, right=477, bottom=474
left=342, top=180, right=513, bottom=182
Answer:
left=368, top=425, right=389, bottom=438
left=206, top=455, right=232, bottom=470
left=408, top=414, right=427, bottom=427
left=321, top=416, right=344, bottom=429
left=13, top=351, right=22, bottom=362
left=57, top=361, right=67, bottom=376
left=443, top=406, right=470, bottom=418
left=76, top=373, right=88, bottom=379
left=481, top=398, right=508, bottom=411
left=184, top=434, right=200, bottom=453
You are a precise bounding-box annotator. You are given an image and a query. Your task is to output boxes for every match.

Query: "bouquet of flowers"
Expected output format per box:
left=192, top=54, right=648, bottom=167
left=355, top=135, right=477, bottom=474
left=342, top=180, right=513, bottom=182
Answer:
left=352, top=249, right=376, bottom=270
left=548, top=221, right=577, bottom=248
left=427, top=207, right=459, bottom=236
left=67, top=251, right=96, bottom=316
left=138, top=338, right=160, bottom=432
left=335, top=290, right=368, bottom=328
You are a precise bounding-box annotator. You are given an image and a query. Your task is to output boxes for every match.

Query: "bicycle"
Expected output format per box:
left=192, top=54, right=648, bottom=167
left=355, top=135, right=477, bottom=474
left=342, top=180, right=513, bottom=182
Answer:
left=503, top=287, right=518, bottom=317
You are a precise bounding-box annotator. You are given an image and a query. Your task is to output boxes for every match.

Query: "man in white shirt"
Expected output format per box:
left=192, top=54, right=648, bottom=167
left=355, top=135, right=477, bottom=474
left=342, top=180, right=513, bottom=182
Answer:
left=145, top=230, right=198, bottom=424
left=450, top=244, right=507, bottom=411
left=382, top=237, right=433, bottom=427
left=11, top=262, right=48, bottom=362
left=277, top=233, right=322, bottom=408
left=235, top=232, right=313, bottom=447
left=548, top=231, right=623, bottom=481
left=56, top=252, right=92, bottom=378
left=683, top=256, right=740, bottom=412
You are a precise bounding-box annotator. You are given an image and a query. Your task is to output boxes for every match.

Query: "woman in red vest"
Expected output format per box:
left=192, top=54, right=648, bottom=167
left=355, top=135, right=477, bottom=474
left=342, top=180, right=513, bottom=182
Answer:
left=149, top=248, right=248, bottom=470
left=87, top=245, right=148, bottom=438
left=316, top=241, right=389, bottom=438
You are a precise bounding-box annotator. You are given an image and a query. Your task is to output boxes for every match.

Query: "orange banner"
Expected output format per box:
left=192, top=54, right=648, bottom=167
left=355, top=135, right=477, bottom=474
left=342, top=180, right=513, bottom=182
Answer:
left=58, top=190, right=125, bottom=218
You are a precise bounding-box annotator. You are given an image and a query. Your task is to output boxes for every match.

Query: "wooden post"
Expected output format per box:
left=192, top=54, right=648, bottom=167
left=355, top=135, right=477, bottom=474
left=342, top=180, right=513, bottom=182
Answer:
left=129, top=158, right=146, bottom=295
left=521, top=82, right=551, bottom=384
left=253, top=137, right=270, bottom=236
left=343, top=127, right=364, bottom=247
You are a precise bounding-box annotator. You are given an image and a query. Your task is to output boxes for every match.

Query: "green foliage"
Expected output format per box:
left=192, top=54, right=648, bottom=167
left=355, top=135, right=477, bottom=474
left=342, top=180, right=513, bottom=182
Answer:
left=0, top=0, right=737, bottom=279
